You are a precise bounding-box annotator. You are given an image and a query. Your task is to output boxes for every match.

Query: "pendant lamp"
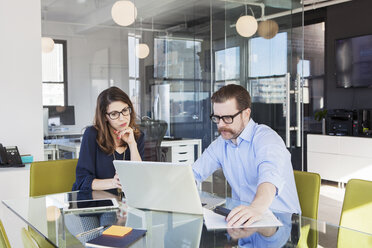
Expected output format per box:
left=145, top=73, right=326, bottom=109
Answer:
left=111, top=0, right=137, bottom=26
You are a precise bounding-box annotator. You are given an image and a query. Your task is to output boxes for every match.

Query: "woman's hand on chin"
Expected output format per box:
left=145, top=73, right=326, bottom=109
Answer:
left=114, top=128, right=136, bottom=146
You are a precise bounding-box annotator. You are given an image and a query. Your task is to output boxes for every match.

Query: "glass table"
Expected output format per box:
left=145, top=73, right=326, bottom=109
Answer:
left=2, top=191, right=371, bottom=247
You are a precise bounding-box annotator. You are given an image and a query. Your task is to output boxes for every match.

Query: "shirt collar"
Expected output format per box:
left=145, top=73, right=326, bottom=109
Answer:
left=225, top=119, right=256, bottom=146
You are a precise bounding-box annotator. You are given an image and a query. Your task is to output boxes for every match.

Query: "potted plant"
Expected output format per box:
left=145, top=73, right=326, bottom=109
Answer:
left=314, top=109, right=327, bottom=134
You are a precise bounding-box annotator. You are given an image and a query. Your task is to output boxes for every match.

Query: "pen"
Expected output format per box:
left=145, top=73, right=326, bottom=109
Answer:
left=75, top=225, right=110, bottom=238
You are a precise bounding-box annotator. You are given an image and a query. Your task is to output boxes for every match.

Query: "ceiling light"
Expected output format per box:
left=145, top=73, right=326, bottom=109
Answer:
left=236, top=15, right=258, bottom=38
left=257, top=20, right=279, bottom=39
left=136, top=43, right=149, bottom=59
left=111, top=0, right=137, bottom=26
left=41, top=37, right=55, bottom=53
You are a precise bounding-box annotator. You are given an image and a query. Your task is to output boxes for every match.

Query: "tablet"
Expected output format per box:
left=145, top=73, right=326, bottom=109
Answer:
left=63, top=198, right=119, bottom=212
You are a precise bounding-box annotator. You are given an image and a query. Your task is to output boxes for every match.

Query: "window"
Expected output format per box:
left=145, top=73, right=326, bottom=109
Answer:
left=215, top=47, right=240, bottom=89
left=42, top=40, right=67, bottom=106
left=128, top=35, right=140, bottom=115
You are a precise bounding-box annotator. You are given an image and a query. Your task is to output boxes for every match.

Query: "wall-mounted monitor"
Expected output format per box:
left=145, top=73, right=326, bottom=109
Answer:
left=47, top=106, right=75, bottom=126
left=335, top=34, right=372, bottom=88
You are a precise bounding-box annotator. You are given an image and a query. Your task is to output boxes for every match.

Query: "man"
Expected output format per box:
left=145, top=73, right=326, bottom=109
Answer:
left=193, top=84, right=301, bottom=227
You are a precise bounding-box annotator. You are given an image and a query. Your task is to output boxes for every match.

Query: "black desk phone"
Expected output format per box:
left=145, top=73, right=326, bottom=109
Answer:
left=0, top=143, right=24, bottom=167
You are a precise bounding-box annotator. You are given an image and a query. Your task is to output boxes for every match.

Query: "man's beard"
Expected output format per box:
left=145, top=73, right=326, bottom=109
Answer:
left=218, top=127, right=238, bottom=139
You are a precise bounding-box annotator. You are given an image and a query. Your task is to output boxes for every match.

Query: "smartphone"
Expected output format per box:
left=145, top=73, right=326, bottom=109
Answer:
left=213, top=206, right=231, bottom=217
left=64, top=198, right=119, bottom=212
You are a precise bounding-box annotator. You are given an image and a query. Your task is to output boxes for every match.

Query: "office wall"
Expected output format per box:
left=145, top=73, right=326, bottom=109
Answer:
left=326, top=0, right=372, bottom=109
left=0, top=0, right=44, bottom=161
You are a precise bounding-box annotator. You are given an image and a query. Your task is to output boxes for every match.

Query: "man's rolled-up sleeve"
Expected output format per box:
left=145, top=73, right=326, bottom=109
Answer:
left=255, top=142, right=288, bottom=196
left=192, top=140, right=222, bottom=183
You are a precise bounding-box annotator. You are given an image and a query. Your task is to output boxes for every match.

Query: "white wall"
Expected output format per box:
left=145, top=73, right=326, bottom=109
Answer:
left=0, top=0, right=44, bottom=161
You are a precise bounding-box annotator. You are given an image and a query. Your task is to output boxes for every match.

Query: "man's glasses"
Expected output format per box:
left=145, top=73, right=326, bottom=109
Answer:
left=210, top=109, right=245, bottom=124
left=106, top=107, right=132, bottom=120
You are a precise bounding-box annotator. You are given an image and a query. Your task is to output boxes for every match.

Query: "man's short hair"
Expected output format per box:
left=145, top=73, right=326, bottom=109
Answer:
left=211, top=84, right=251, bottom=110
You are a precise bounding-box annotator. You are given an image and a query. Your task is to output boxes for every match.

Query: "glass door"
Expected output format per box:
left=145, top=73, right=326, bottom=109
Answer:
left=209, top=0, right=304, bottom=196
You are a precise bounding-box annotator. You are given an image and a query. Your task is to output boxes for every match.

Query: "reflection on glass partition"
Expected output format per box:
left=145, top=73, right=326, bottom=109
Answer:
left=249, top=32, right=288, bottom=77
left=249, top=77, right=286, bottom=104
left=154, top=38, right=201, bottom=79
left=215, top=47, right=240, bottom=81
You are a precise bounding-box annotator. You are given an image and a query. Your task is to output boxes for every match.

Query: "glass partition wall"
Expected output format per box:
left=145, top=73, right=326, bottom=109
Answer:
left=41, top=0, right=304, bottom=196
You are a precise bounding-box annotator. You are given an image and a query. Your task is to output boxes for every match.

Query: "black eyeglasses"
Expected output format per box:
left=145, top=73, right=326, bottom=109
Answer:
left=106, top=107, right=132, bottom=120
left=210, top=109, right=245, bottom=124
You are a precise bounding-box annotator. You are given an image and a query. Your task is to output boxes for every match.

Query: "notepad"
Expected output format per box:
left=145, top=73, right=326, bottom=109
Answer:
left=102, top=225, right=133, bottom=237
left=86, top=227, right=146, bottom=248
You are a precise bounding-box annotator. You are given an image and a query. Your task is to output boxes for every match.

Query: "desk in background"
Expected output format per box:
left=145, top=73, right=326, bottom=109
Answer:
left=44, top=138, right=203, bottom=162
left=307, top=134, right=372, bottom=187
left=161, top=138, right=202, bottom=164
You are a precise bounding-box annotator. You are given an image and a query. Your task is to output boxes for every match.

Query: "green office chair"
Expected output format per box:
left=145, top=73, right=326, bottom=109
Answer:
left=0, top=219, right=11, bottom=248
left=337, top=179, right=372, bottom=248
left=27, top=226, right=54, bottom=248
left=29, top=159, right=78, bottom=197
left=21, top=228, right=38, bottom=248
left=293, top=170, right=321, bottom=248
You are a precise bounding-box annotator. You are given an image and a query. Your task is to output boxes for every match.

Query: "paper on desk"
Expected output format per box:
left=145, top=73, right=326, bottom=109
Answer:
left=203, top=208, right=282, bottom=230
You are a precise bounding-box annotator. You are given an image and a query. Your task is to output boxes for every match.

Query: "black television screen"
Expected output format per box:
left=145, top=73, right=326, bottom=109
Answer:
left=335, top=34, right=372, bottom=88
left=48, top=106, right=75, bottom=126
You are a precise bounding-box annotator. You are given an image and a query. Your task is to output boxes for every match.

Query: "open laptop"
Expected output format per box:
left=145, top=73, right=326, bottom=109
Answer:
left=114, top=160, right=203, bottom=215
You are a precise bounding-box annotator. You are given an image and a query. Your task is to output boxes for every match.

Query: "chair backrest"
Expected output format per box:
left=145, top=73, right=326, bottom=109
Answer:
left=21, top=228, right=38, bottom=248
left=138, top=119, right=168, bottom=161
left=294, top=170, right=321, bottom=248
left=30, top=159, right=78, bottom=197
left=294, top=170, right=321, bottom=219
left=0, top=219, right=11, bottom=248
left=337, top=179, right=372, bottom=247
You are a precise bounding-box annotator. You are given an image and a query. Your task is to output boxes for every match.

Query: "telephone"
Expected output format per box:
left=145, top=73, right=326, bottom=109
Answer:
left=0, top=143, right=24, bottom=167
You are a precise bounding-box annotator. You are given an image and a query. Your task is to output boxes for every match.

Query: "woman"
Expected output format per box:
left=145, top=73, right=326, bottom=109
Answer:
left=72, top=86, right=144, bottom=193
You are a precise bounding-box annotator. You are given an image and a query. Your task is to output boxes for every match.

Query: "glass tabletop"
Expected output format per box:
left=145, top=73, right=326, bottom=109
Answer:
left=2, top=191, right=371, bottom=248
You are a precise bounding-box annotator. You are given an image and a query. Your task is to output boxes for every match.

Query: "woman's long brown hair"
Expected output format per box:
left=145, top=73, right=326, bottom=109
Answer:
left=93, top=86, right=140, bottom=154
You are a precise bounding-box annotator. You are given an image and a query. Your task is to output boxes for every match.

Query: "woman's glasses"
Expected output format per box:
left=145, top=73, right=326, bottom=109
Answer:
left=106, top=107, right=132, bottom=120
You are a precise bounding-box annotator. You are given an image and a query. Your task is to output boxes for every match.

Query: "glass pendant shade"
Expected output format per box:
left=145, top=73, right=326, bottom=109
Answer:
left=41, top=37, right=55, bottom=53
left=236, top=15, right=258, bottom=38
left=258, top=20, right=279, bottom=39
left=136, top=43, right=150, bottom=59
left=111, top=0, right=137, bottom=26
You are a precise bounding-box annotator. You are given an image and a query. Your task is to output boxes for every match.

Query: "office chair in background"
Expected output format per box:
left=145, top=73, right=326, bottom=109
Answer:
left=337, top=179, right=372, bottom=248
left=138, top=119, right=168, bottom=162
left=293, top=170, right=321, bottom=248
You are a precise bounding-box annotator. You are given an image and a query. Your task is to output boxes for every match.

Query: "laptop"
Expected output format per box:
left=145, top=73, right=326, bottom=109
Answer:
left=114, top=160, right=203, bottom=215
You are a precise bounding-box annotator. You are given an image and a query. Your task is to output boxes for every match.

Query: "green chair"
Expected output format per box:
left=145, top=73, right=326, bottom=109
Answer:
left=337, top=179, right=372, bottom=248
left=0, top=219, right=11, bottom=248
left=29, top=159, right=78, bottom=197
left=293, top=170, right=321, bottom=248
left=294, top=170, right=321, bottom=219
left=21, top=228, right=38, bottom=248
left=28, top=227, right=54, bottom=248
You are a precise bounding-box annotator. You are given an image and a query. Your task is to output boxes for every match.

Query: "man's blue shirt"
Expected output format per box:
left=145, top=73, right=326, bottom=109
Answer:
left=193, top=119, right=301, bottom=214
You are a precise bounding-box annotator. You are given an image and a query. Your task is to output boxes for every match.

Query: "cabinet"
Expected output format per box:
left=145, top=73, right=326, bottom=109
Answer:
left=307, top=134, right=372, bottom=184
left=160, top=139, right=202, bottom=164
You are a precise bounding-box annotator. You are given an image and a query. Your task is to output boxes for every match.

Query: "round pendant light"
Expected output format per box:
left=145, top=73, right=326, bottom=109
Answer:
left=136, top=43, right=150, bottom=59
left=46, top=206, right=61, bottom=221
left=258, top=20, right=279, bottom=39
left=236, top=15, right=258, bottom=38
left=41, top=37, right=55, bottom=53
left=111, top=0, right=137, bottom=26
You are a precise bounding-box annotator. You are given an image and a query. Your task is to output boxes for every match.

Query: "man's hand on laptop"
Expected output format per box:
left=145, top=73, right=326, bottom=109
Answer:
left=226, top=205, right=264, bottom=227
